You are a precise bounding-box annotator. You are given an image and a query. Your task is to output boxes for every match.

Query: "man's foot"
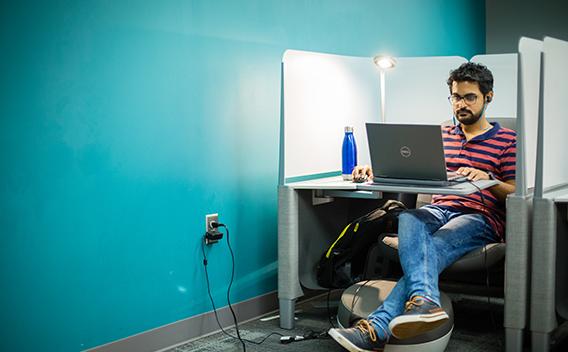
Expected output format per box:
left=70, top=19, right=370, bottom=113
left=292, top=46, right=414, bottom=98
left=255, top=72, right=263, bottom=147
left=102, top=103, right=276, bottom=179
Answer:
left=328, top=319, right=386, bottom=352
left=388, top=295, right=449, bottom=339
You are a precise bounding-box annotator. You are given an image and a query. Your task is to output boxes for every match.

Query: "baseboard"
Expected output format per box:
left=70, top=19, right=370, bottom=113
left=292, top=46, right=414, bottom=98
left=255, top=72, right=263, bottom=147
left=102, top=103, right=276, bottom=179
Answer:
left=86, top=290, right=279, bottom=352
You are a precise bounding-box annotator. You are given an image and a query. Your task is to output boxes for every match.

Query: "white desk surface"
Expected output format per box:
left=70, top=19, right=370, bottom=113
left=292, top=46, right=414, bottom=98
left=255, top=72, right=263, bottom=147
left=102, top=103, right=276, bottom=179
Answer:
left=285, top=176, right=357, bottom=190
left=285, top=176, right=498, bottom=195
left=359, top=179, right=498, bottom=195
left=541, top=184, right=568, bottom=203
left=554, top=191, right=568, bottom=203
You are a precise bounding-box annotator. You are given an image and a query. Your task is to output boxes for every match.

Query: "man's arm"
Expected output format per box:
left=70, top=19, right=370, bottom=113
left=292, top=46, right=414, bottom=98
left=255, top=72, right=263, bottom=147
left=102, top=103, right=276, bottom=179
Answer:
left=488, top=180, right=516, bottom=202
left=456, top=167, right=516, bottom=202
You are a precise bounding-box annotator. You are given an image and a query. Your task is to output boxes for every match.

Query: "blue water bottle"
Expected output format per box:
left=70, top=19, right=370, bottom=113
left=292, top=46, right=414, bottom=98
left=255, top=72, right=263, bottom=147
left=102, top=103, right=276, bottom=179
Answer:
left=342, top=126, right=357, bottom=180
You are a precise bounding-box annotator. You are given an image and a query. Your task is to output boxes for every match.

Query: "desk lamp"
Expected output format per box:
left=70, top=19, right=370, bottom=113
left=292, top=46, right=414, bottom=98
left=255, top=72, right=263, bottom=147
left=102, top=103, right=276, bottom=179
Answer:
left=373, top=55, right=397, bottom=122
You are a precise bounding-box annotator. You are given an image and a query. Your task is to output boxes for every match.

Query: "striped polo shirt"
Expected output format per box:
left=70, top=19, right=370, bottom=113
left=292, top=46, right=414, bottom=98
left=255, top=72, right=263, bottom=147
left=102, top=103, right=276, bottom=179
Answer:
left=431, top=122, right=516, bottom=241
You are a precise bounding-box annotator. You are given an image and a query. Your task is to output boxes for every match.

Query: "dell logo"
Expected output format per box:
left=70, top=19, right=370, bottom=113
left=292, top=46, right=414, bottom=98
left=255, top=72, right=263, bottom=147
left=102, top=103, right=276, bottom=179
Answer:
left=400, top=146, right=412, bottom=158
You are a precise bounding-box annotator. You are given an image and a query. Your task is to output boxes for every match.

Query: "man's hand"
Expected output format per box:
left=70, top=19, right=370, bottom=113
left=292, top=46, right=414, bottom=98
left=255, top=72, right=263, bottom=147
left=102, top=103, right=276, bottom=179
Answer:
left=457, top=166, right=516, bottom=202
left=352, top=165, right=374, bottom=183
left=456, top=167, right=491, bottom=181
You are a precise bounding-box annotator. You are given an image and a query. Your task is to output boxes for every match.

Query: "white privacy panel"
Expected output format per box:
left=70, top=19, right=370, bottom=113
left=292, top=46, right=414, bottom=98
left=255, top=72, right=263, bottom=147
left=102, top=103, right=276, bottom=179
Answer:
left=282, top=50, right=380, bottom=179
left=517, top=37, right=543, bottom=195
left=385, top=56, right=467, bottom=125
left=542, top=37, right=568, bottom=190
left=471, top=54, right=518, bottom=119
left=281, top=51, right=520, bottom=182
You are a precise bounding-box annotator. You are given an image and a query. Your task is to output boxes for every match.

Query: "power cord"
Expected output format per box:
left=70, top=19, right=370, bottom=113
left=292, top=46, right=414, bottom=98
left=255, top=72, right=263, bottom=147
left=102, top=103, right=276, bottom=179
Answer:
left=468, top=179, right=486, bottom=206
left=324, top=278, right=374, bottom=336
left=202, top=223, right=248, bottom=351
left=215, top=223, right=246, bottom=351
left=484, top=244, right=504, bottom=349
left=201, top=223, right=286, bottom=349
left=469, top=179, right=503, bottom=348
left=326, top=288, right=336, bottom=329
left=326, top=281, right=374, bottom=333
left=350, top=280, right=372, bottom=318
left=280, top=330, right=329, bottom=344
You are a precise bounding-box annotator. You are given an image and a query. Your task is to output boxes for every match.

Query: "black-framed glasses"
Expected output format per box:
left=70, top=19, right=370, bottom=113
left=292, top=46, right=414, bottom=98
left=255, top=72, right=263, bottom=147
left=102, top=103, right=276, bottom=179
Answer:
left=448, top=93, right=478, bottom=105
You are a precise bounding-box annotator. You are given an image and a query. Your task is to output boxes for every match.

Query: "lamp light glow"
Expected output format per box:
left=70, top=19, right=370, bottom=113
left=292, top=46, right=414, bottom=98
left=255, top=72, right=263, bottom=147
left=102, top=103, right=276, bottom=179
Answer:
left=373, top=55, right=397, bottom=70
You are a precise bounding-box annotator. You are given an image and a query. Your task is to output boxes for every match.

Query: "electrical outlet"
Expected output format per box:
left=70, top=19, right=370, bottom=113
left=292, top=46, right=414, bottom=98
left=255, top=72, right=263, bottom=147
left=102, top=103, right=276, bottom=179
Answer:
left=204, top=213, right=221, bottom=245
left=205, top=213, right=219, bottom=232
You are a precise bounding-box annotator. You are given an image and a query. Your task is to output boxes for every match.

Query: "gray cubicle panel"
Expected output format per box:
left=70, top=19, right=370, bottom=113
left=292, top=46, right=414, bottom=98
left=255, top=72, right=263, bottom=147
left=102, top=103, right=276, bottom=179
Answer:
left=281, top=50, right=379, bottom=182
left=531, top=36, right=568, bottom=352
left=501, top=37, right=543, bottom=352
left=515, top=38, right=543, bottom=196
left=540, top=37, right=568, bottom=193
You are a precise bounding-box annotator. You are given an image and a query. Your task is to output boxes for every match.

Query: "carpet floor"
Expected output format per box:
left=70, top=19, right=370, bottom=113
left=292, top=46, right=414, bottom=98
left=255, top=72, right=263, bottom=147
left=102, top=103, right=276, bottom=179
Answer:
left=166, top=292, right=522, bottom=352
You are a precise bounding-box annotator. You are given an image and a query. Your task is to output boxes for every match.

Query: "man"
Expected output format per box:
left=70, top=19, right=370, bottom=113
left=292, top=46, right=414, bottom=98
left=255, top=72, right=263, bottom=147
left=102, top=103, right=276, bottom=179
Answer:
left=328, top=62, right=516, bottom=351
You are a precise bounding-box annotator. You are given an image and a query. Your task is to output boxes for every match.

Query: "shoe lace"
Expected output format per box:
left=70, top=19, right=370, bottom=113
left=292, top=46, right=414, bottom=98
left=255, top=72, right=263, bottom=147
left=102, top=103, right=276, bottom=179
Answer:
left=404, top=296, right=425, bottom=311
left=355, top=319, right=377, bottom=342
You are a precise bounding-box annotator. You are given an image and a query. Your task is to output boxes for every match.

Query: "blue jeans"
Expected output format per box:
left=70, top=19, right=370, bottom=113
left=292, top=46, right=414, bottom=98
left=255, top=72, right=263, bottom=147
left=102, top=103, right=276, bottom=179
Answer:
left=367, top=205, right=498, bottom=338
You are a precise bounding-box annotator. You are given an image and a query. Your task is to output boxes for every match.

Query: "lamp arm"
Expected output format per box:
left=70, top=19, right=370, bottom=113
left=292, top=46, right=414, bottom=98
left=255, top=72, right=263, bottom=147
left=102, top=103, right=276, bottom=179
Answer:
left=380, top=70, right=386, bottom=122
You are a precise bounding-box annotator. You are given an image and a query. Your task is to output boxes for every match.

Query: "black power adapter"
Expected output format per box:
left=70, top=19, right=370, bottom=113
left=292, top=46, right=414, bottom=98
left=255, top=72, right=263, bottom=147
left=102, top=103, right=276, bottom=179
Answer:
left=204, top=221, right=223, bottom=245
left=204, top=230, right=223, bottom=244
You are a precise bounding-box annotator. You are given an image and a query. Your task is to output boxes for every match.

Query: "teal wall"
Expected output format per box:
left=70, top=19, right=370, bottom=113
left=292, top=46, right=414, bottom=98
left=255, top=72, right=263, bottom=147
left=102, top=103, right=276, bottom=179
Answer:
left=0, top=1, right=485, bottom=351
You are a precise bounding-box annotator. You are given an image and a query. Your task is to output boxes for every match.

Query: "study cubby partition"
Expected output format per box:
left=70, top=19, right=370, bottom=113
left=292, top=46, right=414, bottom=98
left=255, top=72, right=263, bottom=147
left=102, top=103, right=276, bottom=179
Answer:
left=529, top=36, right=568, bottom=352
left=277, top=46, right=536, bottom=352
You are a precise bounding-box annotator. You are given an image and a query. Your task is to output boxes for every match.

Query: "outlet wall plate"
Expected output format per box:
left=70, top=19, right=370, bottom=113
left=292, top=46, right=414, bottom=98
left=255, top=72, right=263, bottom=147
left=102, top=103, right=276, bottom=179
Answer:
left=205, top=213, right=219, bottom=232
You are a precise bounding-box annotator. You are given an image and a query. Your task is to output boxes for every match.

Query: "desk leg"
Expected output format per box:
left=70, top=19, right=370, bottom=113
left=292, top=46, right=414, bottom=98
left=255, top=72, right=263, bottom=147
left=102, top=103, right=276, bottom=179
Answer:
left=505, top=328, right=523, bottom=352
left=532, top=332, right=551, bottom=352
left=504, top=196, right=530, bottom=352
left=279, top=298, right=296, bottom=330
left=278, top=186, right=303, bottom=329
left=530, top=198, right=557, bottom=351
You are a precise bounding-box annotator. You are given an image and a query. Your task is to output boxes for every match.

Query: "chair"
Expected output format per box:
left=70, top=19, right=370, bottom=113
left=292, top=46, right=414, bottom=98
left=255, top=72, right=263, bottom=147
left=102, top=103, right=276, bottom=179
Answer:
left=375, top=233, right=506, bottom=297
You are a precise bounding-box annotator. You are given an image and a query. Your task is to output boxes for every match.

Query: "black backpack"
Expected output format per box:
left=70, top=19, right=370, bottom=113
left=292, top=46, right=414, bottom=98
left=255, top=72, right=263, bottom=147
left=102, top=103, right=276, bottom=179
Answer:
left=316, top=200, right=406, bottom=289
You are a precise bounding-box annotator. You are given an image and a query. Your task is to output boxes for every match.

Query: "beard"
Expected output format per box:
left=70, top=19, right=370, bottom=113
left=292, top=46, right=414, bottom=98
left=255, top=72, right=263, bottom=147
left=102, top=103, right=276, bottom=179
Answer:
left=455, top=107, right=483, bottom=125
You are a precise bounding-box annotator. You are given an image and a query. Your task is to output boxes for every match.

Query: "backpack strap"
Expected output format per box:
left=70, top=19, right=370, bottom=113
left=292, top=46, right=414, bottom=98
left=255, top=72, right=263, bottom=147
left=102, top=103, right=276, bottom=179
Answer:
left=325, top=222, right=352, bottom=259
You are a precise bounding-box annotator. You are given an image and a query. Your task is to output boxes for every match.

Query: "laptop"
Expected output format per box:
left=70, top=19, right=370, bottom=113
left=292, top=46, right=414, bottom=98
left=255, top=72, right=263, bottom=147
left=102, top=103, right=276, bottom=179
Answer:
left=365, top=123, right=468, bottom=187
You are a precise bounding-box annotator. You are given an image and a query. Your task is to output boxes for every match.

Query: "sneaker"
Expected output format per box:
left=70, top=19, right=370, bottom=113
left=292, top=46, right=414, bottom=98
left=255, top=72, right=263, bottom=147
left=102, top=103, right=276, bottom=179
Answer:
left=328, top=319, right=386, bottom=352
left=388, top=295, right=449, bottom=339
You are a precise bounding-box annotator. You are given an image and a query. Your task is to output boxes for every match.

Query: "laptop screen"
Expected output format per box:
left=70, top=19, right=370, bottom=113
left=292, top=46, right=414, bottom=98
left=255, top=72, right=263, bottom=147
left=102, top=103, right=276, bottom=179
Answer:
left=366, top=123, right=448, bottom=182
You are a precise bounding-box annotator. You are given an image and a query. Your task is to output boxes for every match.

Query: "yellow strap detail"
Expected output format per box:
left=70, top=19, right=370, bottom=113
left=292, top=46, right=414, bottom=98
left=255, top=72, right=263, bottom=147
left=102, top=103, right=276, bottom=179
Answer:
left=354, top=222, right=359, bottom=232
left=325, top=223, right=351, bottom=258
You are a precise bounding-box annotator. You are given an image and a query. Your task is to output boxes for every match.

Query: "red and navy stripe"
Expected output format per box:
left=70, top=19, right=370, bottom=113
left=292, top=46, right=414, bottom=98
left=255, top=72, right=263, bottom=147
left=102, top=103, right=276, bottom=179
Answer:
left=432, top=123, right=516, bottom=241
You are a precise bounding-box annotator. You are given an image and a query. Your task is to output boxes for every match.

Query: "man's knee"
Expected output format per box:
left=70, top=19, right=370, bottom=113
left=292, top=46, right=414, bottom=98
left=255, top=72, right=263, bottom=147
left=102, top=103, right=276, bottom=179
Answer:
left=398, top=208, right=437, bottom=242
left=399, top=208, right=431, bottom=225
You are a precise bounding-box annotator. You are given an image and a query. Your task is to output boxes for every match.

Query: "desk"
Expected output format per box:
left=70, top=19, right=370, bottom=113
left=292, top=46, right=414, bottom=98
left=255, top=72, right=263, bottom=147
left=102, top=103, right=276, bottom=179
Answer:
left=278, top=176, right=498, bottom=329
left=530, top=186, right=568, bottom=351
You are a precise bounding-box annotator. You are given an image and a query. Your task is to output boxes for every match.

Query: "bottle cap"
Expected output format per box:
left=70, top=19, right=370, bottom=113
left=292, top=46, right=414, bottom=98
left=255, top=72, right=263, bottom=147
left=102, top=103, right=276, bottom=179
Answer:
left=344, top=126, right=354, bottom=132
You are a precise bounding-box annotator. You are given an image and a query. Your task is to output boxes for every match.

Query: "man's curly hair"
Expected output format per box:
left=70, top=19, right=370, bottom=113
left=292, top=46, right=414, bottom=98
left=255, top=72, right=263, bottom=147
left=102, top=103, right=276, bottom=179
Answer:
left=447, top=62, right=494, bottom=96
